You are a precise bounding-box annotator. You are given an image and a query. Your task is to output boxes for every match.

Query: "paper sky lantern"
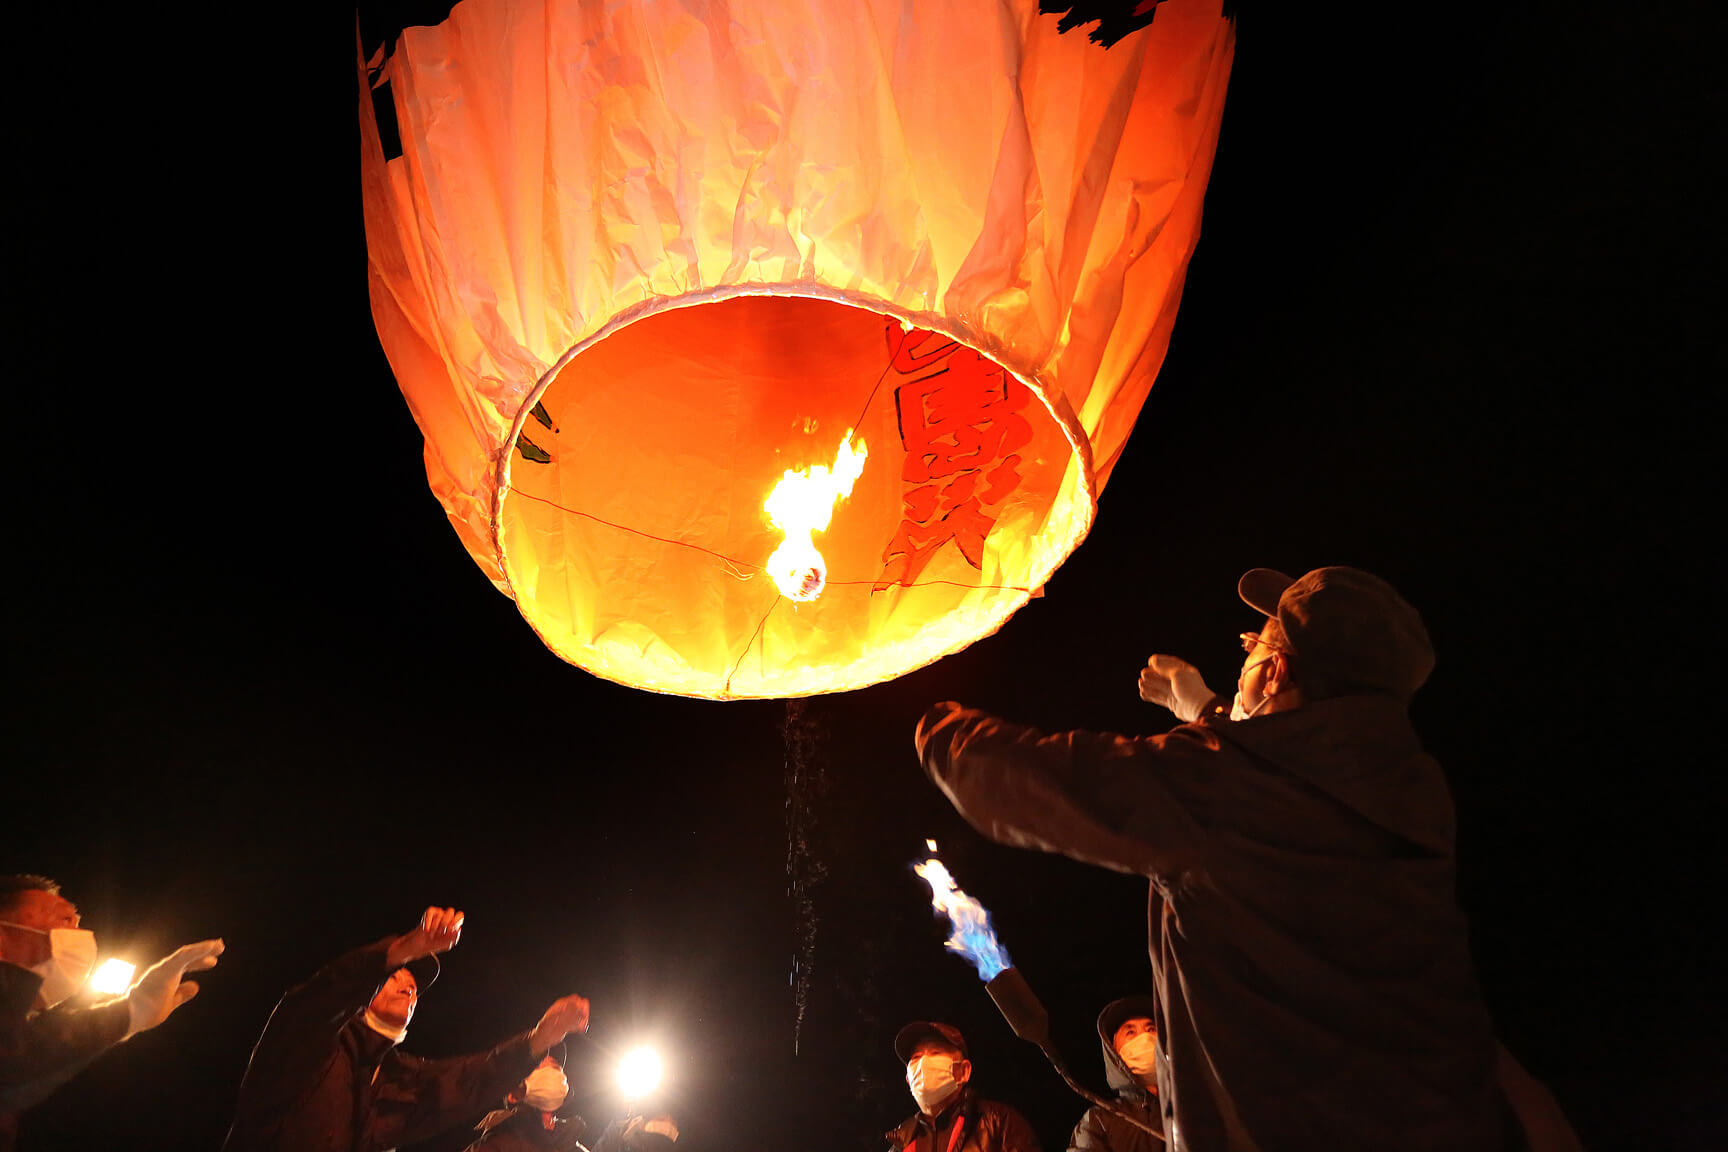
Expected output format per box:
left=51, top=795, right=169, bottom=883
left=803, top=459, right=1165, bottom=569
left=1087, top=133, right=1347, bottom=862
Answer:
left=358, top=0, right=1233, bottom=699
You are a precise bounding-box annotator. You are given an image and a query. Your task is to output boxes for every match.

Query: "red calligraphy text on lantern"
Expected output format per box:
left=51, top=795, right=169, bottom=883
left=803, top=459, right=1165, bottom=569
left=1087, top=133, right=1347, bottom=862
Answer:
left=876, top=328, right=1032, bottom=590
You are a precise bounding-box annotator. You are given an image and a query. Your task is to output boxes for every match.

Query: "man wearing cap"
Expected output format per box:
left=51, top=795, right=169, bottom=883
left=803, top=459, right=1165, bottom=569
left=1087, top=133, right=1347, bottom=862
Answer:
left=224, top=905, right=593, bottom=1152
left=886, top=1021, right=1040, bottom=1152
left=1067, top=997, right=1165, bottom=1152
left=915, top=567, right=1516, bottom=1152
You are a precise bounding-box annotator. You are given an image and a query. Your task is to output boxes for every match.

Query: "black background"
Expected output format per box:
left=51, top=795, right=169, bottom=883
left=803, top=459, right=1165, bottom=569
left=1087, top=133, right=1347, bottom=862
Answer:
left=4, top=2, right=1720, bottom=1149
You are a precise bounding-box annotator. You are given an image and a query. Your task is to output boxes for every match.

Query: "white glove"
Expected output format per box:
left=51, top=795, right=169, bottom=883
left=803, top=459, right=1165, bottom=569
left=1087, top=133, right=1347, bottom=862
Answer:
left=1138, top=655, right=1215, bottom=723
left=126, top=939, right=224, bottom=1037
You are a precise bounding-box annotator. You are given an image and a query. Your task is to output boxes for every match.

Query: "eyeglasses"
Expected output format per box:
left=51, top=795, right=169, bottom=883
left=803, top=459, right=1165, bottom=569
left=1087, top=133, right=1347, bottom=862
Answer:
left=1240, top=631, right=1290, bottom=656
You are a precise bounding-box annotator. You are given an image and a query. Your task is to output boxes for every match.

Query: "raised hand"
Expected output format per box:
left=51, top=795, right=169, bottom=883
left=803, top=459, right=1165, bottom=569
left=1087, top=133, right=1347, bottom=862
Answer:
left=126, top=938, right=224, bottom=1037
left=1138, top=654, right=1215, bottom=722
left=530, top=994, right=591, bottom=1055
left=386, top=906, right=465, bottom=969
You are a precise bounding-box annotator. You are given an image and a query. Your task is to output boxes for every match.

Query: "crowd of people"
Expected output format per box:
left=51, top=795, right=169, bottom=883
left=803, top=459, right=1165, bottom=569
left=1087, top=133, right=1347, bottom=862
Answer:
left=4, top=566, right=1581, bottom=1150
left=0, top=894, right=667, bottom=1152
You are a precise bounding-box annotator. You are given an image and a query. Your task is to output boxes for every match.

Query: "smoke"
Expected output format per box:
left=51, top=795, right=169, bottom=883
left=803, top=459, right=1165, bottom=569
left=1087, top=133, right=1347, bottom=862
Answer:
left=783, top=698, right=830, bottom=1054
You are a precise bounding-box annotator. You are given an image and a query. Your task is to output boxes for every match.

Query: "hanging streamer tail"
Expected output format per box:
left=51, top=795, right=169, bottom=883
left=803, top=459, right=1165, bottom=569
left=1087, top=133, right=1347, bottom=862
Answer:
left=983, top=967, right=1166, bottom=1144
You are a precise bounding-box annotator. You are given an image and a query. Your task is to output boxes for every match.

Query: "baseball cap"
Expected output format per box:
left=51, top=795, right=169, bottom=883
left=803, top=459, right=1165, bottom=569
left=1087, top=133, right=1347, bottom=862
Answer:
left=1238, top=566, right=1434, bottom=699
left=894, top=1021, right=968, bottom=1063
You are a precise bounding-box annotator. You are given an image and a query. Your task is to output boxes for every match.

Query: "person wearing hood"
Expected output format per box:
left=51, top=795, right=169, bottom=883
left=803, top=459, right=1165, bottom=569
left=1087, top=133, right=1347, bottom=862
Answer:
left=464, top=1045, right=587, bottom=1151
left=1068, top=997, right=1166, bottom=1152
left=885, top=1021, right=1040, bottom=1152
left=223, top=905, right=592, bottom=1152
left=916, top=567, right=1538, bottom=1152
left=1, top=874, right=223, bottom=1152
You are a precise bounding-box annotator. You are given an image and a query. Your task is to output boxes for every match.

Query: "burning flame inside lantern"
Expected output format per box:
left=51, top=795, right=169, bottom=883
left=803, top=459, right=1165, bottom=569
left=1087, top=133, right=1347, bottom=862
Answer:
left=763, top=432, right=867, bottom=601
left=915, top=855, right=1013, bottom=982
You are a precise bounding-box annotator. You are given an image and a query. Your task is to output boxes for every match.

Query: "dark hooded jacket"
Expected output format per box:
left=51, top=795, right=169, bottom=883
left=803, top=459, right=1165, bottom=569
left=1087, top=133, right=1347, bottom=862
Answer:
left=223, top=938, right=538, bottom=1152
left=917, top=696, right=1510, bottom=1152
left=886, top=1085, right=1042, bottom=1152
left=1068, top=997, right=1166, bottom=1152
left=1, top=962, right=131, bottom=1152
left=465, top=1101, right=588, bottom=1151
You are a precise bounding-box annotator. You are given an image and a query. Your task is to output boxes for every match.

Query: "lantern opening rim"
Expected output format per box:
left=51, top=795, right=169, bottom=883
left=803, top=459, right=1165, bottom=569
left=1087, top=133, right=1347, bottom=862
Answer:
left=493, top=285, right=1100, bottom=700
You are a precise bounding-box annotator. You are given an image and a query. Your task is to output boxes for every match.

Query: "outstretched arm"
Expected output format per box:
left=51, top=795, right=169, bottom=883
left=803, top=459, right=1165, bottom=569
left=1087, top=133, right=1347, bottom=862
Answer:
left=0, top=997, right=130, bottom=1114
left=236, top=906, right=465, bottom=1116
left=233, top=937, right=396, bottom=1113
left=392, top=995, right=591, bottom=1148
left=916, top=702, right=1213, bottom=878
left=1, top=937, right=221, bottom=1116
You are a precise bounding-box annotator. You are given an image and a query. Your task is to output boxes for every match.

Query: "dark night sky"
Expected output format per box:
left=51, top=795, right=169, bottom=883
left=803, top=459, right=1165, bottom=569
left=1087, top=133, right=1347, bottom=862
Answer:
left=4, top=3, right=1720, bottom=1150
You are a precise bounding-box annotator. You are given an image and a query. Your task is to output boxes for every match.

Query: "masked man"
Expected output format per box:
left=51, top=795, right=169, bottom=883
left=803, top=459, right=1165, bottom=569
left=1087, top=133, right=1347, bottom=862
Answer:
left=1068, top=997, right=1166, bottom=1152
left=465, top=1046, right=587, bottom=1151
left=916, top=567, right=1520, bottom=1152
left=1, top=874, right=223, bottom=1152
left=886, top=1022, right=1039, bottom=1152
left=224, top=905, right=591, bottom=1152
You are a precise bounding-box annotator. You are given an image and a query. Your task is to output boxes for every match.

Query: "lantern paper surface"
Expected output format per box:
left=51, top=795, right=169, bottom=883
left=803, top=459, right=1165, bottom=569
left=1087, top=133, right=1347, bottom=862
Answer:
left=359, top=0, right=1234, bottom=699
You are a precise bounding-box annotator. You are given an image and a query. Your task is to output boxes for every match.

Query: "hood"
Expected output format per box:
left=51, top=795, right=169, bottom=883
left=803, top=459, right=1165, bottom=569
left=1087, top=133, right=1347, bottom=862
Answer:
left=1097, top=996, right=1158, bottom=1097
left=1213, top=694, right=1455, bottom=855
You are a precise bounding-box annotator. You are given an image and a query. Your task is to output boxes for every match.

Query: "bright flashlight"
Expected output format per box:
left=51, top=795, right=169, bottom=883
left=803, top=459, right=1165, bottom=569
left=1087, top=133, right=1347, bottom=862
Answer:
left=616, top=1046, right=663, bottom=1099
left=90, top=958, right=136, bottom=997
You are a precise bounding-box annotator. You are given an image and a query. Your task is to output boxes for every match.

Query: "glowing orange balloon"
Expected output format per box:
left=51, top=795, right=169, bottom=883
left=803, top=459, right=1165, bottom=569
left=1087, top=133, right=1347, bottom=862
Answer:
left=358, top=0, right=1234, bottom=698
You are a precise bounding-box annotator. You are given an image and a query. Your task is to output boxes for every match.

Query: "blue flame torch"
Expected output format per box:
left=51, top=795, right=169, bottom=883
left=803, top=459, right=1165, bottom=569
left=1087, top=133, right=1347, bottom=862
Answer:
left=916, top=844, right=1163, bottom=1143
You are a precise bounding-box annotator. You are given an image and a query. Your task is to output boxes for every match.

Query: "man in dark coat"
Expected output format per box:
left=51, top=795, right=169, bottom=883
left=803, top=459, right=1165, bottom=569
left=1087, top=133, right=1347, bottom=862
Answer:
left=886, top=1021, right=1040, bottom=1152
left=1, top=874, right=222, bottom=1152
left=916, top=567, right=1514, bottom=1152
left=1068, top=996, right=1166, bottom=1152
left=224, top=905, right=592, bottom=1152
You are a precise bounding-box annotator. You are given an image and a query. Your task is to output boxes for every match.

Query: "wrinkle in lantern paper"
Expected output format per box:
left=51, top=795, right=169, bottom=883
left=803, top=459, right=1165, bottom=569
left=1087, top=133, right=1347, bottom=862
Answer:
left=359, top=0, right=1235, bottom=698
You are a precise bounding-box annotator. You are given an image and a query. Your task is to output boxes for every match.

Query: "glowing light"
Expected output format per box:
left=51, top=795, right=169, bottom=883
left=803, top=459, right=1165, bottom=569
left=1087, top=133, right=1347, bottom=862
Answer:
left=926, top=838, right=939, bottom=852
left=914, top=856, right=1013, bottom=982
left=89, top=958, right=136, bottom=996
left=616, top=1046, right=664, bottom=1098
left=763, top=432, right=867, bottom=601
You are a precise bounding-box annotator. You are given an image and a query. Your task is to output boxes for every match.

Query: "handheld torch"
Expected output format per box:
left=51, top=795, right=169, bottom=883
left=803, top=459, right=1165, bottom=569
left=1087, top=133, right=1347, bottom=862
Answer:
left=915, top=850, right=1164, bottom=1143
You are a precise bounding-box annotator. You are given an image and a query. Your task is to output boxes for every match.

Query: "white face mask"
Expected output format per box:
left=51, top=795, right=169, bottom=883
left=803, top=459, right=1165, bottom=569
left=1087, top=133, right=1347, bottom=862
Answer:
left=1, top=923, right=98, bottom=1008
left=363, top=1009, right=409, bottom=1044
left=1230, top=655, right=1277, bottom=721
left=906, top=1054, right=962, bottom=1115
left=1118, top=1032, right=1159, bottom=1080
left=523, top=1065, right=569, bottom=1112
left=1229, top=691, right=1274, bottom=721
